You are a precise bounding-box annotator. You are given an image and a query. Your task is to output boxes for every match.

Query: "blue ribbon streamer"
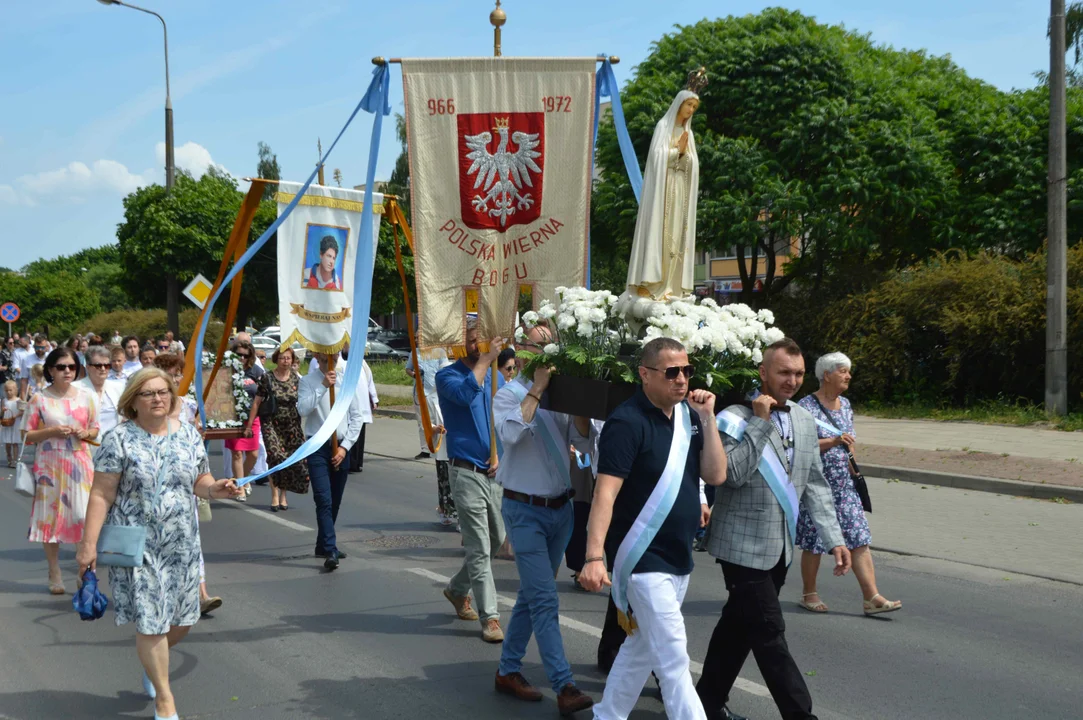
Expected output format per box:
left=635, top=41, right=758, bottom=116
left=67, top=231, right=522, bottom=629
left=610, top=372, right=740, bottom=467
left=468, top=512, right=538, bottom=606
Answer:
left=194, top=64, right=391, bottom=486
left=596, top=59, right=643, bottom=204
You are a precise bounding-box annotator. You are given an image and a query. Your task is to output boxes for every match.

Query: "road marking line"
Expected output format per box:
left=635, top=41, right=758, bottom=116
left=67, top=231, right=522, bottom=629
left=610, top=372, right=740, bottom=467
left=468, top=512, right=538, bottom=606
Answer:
left=405, top=566, right=771, bottom=699
left=218, top=500, right=313, bottom=532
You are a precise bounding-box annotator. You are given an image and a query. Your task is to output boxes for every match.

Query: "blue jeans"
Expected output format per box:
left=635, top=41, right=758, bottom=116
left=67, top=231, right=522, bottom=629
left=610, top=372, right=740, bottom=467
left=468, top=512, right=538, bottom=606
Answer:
left=498, top=497, right=575, bottom=692
left=308, top=440, right=348, bottom=554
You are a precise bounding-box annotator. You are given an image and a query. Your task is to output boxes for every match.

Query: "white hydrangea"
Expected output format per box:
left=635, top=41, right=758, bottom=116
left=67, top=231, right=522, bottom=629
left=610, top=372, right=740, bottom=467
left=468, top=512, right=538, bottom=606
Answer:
left=556, top=313, right=576, bottom=330
left=521, top=310, right=540, bottom=328
left=543, top=343, right=560, bottom=356
left=537, top=301, right=557, bottom=320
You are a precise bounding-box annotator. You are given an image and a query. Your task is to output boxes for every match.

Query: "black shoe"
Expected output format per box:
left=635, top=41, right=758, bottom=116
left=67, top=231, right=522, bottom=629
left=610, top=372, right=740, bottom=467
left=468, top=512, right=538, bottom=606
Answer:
left=709, top=706, right=749, bottom=720
left=324, top=550, right=340, bottom=571
left=414, top=452, right=431, bottom=460
left=315, top=549, right=347, bottom=559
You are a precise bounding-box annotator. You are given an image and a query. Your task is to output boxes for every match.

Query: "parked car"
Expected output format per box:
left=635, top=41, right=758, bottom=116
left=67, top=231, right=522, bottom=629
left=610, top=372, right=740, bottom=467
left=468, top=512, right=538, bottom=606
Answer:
left=260, top=326, right=281, bottom=341
left=251, top=335, right=307, bottom=364
left=364, top=340, right=408, bottom=362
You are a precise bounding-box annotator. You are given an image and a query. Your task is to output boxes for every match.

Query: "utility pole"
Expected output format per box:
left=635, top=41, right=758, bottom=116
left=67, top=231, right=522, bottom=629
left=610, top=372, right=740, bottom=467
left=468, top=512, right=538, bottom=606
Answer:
left=1047, top=0, right=1069, bottom=416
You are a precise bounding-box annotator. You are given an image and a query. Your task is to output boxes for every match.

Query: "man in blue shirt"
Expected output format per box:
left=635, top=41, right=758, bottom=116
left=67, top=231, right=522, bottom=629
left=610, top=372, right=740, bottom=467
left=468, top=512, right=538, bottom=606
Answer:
left=435, top=318, right=507, bottom=643
left=580, top=337, right=726, bottom=720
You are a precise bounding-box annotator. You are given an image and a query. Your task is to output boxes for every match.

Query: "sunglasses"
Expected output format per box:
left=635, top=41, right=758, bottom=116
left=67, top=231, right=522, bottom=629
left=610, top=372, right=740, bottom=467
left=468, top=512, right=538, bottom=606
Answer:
left=52, top=363, right=78, bottom=372
left=157, top=344, right=170, bottom=350
left=644, top=364, right=695, bottom=381
left=236, top=352, right=251, bottom=359
left=87, top=363, right=111, bottom=370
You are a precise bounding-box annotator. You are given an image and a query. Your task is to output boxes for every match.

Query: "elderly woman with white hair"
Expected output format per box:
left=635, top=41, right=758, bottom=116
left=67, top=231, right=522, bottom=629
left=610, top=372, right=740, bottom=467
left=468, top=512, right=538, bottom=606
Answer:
left=795, top=352, right=901, bottom=616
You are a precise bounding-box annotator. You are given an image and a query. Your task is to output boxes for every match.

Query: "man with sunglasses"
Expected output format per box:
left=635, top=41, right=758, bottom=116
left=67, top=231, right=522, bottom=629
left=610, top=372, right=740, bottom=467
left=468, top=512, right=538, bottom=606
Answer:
left=76, top=345, right=125, bottom=440
left=489, top=323, right=596, bottom=715
left=19, top=334, right=50, bottom=400
left=580, top=337, right=726, bottom=720
left=696, top=338, right=851, bottom=720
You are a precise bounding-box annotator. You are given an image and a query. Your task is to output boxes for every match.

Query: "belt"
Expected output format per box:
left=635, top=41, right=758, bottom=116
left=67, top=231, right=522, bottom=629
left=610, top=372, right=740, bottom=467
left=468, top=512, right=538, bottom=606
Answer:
left=503, top=488, right=575, bottom=510
left=450, top=458, right=488, bottom=473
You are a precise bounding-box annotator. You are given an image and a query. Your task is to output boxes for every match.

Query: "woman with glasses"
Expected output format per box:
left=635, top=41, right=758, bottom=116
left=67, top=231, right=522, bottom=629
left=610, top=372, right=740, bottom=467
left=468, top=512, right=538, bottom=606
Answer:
left=77, top=345, right=125, bottom=444
left=497, top=347, right=518, bottom=383
left=0, top=336, right=17, bottom=384
left=225, top=340, right=265, bottom=499
left=23, top=347, right=99, bottom=594
left=77, top=367, right=242, bottom=720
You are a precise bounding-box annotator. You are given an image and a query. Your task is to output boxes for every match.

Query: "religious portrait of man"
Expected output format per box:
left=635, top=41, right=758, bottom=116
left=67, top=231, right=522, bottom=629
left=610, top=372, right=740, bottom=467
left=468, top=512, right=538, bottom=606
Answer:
left=301, top=224, right=349, bottom=291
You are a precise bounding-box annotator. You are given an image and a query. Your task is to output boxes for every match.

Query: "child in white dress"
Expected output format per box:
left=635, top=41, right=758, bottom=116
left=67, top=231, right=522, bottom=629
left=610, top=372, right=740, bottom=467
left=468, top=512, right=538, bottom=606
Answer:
left=1, top=380, right=21, bottom=466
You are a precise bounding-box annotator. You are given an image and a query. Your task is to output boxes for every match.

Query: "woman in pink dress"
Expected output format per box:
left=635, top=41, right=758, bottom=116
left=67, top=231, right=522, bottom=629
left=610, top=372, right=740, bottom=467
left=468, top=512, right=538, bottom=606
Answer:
left=224, top=340, right=264, bottom=499
left=23, top=347, right=99, bottom=594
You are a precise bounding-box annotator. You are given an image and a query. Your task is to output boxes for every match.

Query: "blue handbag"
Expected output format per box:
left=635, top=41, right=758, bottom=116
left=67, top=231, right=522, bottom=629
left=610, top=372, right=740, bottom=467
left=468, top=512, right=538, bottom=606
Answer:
left=96, top=422, right=172, bottom=568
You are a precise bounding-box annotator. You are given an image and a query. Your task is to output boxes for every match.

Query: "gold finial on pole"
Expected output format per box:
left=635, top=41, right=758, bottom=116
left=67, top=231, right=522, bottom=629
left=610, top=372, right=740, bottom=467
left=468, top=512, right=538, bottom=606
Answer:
left=490, top=1, right=506, bottom=58
left=317, top=138, right=325, bottom=186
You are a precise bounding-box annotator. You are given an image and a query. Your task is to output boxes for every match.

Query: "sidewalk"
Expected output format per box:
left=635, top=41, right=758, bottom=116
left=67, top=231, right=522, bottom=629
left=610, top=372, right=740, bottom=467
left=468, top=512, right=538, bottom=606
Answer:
left=374, top=384, right=1083, bottom=501
left=365, top=416, right=1083, bottom=584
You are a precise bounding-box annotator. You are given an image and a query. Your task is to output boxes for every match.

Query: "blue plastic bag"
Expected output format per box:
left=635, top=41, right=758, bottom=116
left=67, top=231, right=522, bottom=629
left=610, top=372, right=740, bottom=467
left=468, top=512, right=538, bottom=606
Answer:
left=72, top=569, right=109, bottom=621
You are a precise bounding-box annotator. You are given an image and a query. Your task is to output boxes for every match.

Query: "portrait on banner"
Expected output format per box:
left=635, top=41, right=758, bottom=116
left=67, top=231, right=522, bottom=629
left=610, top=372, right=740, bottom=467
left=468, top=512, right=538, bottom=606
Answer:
left=302, top=224, right=348, bottom=291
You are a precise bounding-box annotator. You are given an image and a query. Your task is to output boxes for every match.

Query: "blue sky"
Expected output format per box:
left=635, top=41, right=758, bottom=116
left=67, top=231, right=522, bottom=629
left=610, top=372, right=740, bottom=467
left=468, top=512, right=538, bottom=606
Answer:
left=0, top=0, right=1044, bottom=270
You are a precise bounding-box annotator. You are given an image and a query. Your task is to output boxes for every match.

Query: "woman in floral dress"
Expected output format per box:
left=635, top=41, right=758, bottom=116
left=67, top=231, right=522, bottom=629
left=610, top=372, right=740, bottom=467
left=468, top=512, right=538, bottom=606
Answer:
left=24, top=347, right=98, bottom=595
left=247, top=346, right=309, bottom=511
left=78, top=367, right=242, bottom=720
left=796, top=352, right=901, bottom=616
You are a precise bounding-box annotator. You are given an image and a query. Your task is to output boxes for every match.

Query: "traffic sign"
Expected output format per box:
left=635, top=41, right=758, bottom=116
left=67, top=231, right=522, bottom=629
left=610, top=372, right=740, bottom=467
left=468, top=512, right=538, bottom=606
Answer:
left=0, top=302, right=19, bottom=323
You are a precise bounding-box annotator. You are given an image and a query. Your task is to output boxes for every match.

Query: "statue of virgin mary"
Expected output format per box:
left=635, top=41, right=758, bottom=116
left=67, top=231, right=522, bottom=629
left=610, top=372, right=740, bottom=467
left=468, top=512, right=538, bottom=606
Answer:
left=624, top=73, right=704, bottom=301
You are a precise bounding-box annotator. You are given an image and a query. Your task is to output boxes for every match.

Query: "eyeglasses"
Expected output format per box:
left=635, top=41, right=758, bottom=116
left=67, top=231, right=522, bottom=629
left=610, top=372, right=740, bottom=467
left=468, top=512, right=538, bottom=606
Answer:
left=87, top=363, right=111, bottom=370
left=137, top=389, right=172, bottom=399
left=34, top=346, right=47, bottom=351
left=52, top=363, right=78, bottom=372
left=644, top=364, right=695, bottom=381
left=236, top=352, right=251, bottom=359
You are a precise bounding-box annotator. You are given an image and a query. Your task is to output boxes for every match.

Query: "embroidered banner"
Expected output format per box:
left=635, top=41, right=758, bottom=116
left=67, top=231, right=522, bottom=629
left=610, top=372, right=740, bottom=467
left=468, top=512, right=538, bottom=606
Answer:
left=275, top=183, right=383, bottom=354
left=401, top=58, right=595, bottom=348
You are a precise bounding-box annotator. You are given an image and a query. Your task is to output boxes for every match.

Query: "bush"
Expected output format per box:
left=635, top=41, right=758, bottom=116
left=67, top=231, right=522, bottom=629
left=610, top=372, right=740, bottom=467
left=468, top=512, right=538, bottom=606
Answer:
left=80, top=308, right=224, bottom=350
left=776, top=246, right=1083, bottom=408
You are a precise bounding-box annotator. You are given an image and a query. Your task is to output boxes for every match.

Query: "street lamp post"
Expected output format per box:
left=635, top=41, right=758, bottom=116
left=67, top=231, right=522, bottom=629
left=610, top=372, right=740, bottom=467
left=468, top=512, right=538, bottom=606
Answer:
left=97, top=0, right=179, bottom=335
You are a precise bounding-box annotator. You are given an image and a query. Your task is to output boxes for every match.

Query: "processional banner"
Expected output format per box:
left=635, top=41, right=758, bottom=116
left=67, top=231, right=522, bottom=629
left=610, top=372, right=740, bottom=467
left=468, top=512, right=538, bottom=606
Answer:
left=401, top=58, right=595, bottom=349
left=275, top=182, right=383, bottom=353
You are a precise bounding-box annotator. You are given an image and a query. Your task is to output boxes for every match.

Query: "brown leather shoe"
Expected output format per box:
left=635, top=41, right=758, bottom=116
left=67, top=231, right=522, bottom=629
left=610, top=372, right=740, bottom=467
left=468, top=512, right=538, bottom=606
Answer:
left=494, top=671, right=543, bottom=702
left=557, top=684, right=594, bottom=716
left=482, top=618, right=505, bottom=643
left=443, top=588, right=479, bottom=621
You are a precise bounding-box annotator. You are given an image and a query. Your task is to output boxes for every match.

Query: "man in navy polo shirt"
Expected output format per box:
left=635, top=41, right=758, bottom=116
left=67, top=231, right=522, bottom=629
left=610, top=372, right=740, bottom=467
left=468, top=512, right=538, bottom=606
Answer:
left=580, top=337, right=726, bottom=720
left=435, top=317, right=507, bottom=643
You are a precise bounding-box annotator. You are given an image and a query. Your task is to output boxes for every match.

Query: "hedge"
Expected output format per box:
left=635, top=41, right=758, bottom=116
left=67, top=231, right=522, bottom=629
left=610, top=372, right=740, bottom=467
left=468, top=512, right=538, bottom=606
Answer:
left=80, top=308, right=224, bottom=350
left=776, top=245, right=1083, bottom=407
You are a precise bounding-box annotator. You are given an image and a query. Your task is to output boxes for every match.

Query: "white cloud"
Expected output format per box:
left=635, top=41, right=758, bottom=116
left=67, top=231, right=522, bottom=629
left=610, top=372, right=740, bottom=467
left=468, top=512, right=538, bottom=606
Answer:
left=1, top=141, right=226, bottom=205
left=155, top=141, right=228, bottom=179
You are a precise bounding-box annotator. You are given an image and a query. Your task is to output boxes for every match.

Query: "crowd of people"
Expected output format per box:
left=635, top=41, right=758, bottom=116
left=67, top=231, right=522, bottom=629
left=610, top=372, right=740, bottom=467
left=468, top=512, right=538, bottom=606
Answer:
left=5, top=318, right=897, bottom=720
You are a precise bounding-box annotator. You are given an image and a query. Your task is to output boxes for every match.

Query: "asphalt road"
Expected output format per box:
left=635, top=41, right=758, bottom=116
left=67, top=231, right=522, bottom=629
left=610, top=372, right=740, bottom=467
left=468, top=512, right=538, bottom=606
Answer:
left=0, top=445, right=1081, bottom=720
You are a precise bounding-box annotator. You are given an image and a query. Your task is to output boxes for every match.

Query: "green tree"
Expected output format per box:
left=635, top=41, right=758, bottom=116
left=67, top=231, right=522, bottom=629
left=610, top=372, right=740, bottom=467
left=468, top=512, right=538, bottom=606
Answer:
left=370, top=113, right=415, bottom=317
left=593, top=10, right=1079, bottom=305
left=257, top=141, right=281, bottom=200
left=0, top=270, right=99, bottom=339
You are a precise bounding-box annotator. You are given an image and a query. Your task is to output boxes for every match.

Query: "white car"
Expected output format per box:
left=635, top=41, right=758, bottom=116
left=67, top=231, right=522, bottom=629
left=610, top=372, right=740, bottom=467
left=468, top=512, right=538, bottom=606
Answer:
left=251, top=335, right=307, bottom=364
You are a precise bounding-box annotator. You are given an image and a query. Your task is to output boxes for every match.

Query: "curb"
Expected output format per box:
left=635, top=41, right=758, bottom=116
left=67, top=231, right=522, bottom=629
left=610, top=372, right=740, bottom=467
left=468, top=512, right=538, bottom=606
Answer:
left=863, top=464, right=1083, bottom=503
left=375, top=407, right=416, bottom=421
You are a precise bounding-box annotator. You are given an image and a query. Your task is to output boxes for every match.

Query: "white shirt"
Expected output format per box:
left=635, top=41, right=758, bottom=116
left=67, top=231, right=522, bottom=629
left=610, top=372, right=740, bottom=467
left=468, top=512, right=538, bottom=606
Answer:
left=19, top=351, right=46, bottom=379
left=494, top=377, right=596, bottom=498
left=354, top=360, right=379, bottom=424
left=107, top=369, right=129, bottom=383
left=76, top=376, right=124, bottom=437
left=122, top=359, right=142, bottom=375
left=12, top=347, right=30, bottom=372
left=297, top=361, right=364, bottom=450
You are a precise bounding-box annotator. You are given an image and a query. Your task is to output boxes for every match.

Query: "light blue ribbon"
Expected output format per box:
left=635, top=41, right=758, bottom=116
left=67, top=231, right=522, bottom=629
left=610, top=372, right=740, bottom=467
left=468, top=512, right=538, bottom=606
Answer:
left=195, top=64, right=391, bottom=486
left=716, top=410, right=800, bottom=547
left=813, top=417, right=843, bottom=437
left=595, top=58, right=643, bottom=203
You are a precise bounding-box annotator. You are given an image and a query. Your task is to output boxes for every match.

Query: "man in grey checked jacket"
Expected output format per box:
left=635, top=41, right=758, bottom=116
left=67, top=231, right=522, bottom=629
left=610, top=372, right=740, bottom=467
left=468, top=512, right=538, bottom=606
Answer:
left=697, top=338, right=852, bottom=720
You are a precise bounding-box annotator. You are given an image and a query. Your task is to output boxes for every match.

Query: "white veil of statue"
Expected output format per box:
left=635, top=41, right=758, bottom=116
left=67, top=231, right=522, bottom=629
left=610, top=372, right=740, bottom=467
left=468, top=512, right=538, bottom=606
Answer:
left=624, top=89, right=700, bottom=300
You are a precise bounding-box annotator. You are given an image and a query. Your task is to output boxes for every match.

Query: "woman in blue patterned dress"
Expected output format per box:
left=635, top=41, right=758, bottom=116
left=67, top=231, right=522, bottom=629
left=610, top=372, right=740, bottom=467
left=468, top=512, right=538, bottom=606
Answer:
left=77, top=368, right=242, bottom=720
left=795, top=353, right=901, bottom=616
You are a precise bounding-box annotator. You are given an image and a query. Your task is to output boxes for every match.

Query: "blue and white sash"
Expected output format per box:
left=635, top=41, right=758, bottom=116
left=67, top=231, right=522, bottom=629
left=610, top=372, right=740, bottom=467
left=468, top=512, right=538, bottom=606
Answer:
left=716, top=408, right=800, bottom=547
left=503, top=380, right=589, bottom=489
left=611, top=401, right=692, bottom=635
left=813, top=417, right=844, bottom=437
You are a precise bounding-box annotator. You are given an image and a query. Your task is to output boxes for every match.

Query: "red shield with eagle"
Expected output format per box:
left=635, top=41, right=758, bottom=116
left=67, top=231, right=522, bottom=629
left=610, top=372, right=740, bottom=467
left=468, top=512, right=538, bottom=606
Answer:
left=457, top=112, right=545, bottom=231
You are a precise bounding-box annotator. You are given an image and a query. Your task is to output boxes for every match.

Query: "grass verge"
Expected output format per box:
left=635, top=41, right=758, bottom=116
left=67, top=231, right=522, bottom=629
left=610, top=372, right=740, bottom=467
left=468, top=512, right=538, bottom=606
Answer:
left=856, top=400, right=1083, bottom=432
left=370, top=360, right=412, bottom=386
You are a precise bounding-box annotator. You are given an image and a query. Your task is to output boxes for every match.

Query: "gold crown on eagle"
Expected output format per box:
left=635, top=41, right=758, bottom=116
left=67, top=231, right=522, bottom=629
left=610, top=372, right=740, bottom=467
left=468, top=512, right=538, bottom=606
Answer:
left=493, top=117, right=510, bottom=129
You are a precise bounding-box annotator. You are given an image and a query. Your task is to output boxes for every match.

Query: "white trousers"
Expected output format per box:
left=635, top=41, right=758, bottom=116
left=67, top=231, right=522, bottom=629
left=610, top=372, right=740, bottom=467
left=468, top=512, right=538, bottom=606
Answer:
left=593, top=572, right=706, bottom=720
